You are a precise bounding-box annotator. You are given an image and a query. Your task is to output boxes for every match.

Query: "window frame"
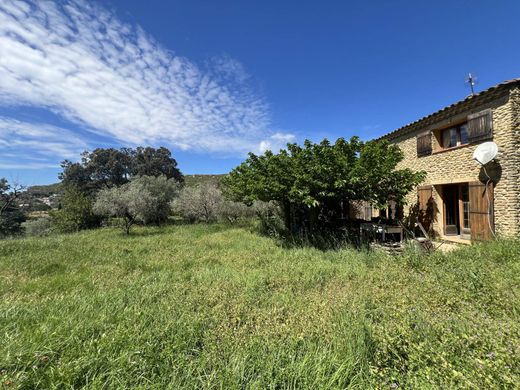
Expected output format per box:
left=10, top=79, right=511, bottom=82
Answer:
left=439, top=122, right=469, bottom=150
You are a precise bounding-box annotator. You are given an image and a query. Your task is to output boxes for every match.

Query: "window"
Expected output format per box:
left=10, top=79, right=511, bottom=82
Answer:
left=460, top=124, right=469, bottom=144
left=461, top=184, right=470, bottom=231
left=441, top=123, right=469, bottom=149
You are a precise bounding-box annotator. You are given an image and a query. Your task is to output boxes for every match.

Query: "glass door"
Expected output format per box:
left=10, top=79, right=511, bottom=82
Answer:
left=443, top=185, right=459, bottom=235
left=459, top=184, right=471, bottom=237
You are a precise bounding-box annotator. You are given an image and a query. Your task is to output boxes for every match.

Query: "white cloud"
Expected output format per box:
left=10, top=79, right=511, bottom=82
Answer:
left=0, top=117, right=88, bottom=169
left=0, top=0, right=292, bottom=156
left=259, top=132, right=296, bottom=153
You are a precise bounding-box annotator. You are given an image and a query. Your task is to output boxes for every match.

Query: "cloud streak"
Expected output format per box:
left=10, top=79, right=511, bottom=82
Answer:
left=0, top=117, right=89, bottom=169
left=0, top=0, right=288, bottom=157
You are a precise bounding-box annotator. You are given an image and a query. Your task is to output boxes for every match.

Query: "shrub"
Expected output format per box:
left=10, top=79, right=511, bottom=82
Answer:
left=217, top=200, right=256, bottom=224
left=23, top=217, right=52, bottom=237
left=50, top=186, right=99, bottom=233
left=0, top=178, right=26, bottom=238
left=0, top=209, right=26, bottom=238
left=250, top=201, right=285, bottom=236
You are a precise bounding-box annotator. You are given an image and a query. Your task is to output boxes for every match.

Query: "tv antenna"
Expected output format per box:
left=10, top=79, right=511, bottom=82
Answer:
left=466, top=73, right=476, bottom=96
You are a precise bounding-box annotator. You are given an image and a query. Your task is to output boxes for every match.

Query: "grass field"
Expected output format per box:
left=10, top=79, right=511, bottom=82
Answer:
left=1, top=224, right=519, bottom=388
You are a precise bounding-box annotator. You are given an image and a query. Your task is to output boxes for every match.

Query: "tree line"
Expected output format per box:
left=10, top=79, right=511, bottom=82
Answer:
left=1, top=138, right=425, bottom=241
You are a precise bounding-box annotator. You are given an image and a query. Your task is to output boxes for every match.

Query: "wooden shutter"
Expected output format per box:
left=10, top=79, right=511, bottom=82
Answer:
left=417, top=185, right=433, bottom=231
left=416, top=132, right=432, bottom=157
left=469, top=181, right=494, bottom=241
left=467, top=109, right=493, bottom=143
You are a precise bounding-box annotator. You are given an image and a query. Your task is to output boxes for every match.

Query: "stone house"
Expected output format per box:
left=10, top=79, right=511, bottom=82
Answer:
left=379, top=79, right=520, bottom=243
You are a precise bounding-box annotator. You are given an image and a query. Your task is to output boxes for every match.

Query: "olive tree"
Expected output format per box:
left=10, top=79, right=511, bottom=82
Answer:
left=94, top=175, right=178, bottom=234
left=172, top=182, right=259, bottom=224
left=171, top=183, right=222, bottom=223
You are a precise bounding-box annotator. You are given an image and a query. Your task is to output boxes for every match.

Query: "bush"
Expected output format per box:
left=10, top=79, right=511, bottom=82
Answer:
left=0, top=178, right=26, bottom=238
left=23, top=217, right=52, bottom=237
left=217, top=200, right=256, bottom=224
left=94, top=175, right=178, bottom=234
left=251, top=201, right=285, bottom=236
left=50, top=186, right=99, bottom=233
left=0, top=209, right=26, bottom=238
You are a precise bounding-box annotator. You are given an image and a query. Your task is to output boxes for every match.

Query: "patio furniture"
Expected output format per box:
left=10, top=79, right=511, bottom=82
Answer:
left=360, top=222, right=403, bottom=242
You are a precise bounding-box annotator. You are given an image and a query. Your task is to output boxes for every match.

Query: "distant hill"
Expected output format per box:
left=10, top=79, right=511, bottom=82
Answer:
left=183, top=174, right=226, bottom=187
left=26, top=183, right=63, bottom=197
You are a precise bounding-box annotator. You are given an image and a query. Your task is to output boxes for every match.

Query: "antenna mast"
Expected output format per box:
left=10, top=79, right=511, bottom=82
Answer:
left=466, top=73, right=476, bottom=96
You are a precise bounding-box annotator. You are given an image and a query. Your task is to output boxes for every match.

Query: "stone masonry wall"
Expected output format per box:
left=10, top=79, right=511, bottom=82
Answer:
left=507, top=88, right=520, bottom=236
left=390, top=89, right=520, bottom=238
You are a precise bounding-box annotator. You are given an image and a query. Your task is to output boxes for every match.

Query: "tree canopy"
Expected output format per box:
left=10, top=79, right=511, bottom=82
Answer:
left=60, top=147, right=183, bottom=193
left=222, top=137, right=425, bottom=231
left=93, top=175, right=179, bottom=234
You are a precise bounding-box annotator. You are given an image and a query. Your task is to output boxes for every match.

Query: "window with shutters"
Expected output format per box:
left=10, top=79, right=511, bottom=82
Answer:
left=467, top=109, right=493, bottom=143
left=416, top=132, right=432, bottom=157
left=440, top=123, right=469, bottom=149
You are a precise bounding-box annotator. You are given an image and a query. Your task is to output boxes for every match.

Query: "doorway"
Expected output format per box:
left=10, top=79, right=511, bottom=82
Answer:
left=442, top=183, right=470, bottom=238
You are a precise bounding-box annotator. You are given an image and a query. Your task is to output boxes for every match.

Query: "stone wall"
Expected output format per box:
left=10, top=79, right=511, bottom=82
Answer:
left=389, top=88, right=520, bottom=238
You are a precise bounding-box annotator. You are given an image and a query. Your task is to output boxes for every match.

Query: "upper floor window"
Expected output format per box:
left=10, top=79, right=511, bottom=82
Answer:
left=441, top=123, right=468, bottom=149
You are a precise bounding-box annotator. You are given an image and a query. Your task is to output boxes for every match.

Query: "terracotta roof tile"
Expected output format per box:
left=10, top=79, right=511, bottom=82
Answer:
left=379, top=78, right=520, bottom=140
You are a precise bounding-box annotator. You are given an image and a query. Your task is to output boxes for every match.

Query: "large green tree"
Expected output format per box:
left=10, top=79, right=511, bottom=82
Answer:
left=59, top=147, right=183, bottom=193
left=222, top=137, right=425, bottom=232
left=131, top=147, right=183, bottom=182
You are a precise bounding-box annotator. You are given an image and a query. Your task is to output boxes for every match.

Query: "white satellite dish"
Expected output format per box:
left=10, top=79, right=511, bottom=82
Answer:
left=473, top=142, right=498, bottom=165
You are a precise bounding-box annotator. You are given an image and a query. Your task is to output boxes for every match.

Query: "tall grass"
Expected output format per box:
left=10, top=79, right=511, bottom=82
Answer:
left=1, top=224, right=518, bottom=388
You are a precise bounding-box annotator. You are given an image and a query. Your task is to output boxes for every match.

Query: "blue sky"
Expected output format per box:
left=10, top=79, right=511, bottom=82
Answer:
left=1, top=0, right=519, bottom=185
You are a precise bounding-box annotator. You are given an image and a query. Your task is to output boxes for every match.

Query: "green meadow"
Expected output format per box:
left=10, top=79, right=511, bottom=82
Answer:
left=1, top=224, right=519, bottom=388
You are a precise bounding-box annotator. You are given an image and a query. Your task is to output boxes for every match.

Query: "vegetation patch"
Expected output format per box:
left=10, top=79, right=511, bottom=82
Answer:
left=1, top=224, right=518, bottom=388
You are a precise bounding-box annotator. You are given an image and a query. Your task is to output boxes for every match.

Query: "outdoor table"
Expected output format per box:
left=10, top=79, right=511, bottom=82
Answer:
left=360, top=222, right=403, bottom=242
